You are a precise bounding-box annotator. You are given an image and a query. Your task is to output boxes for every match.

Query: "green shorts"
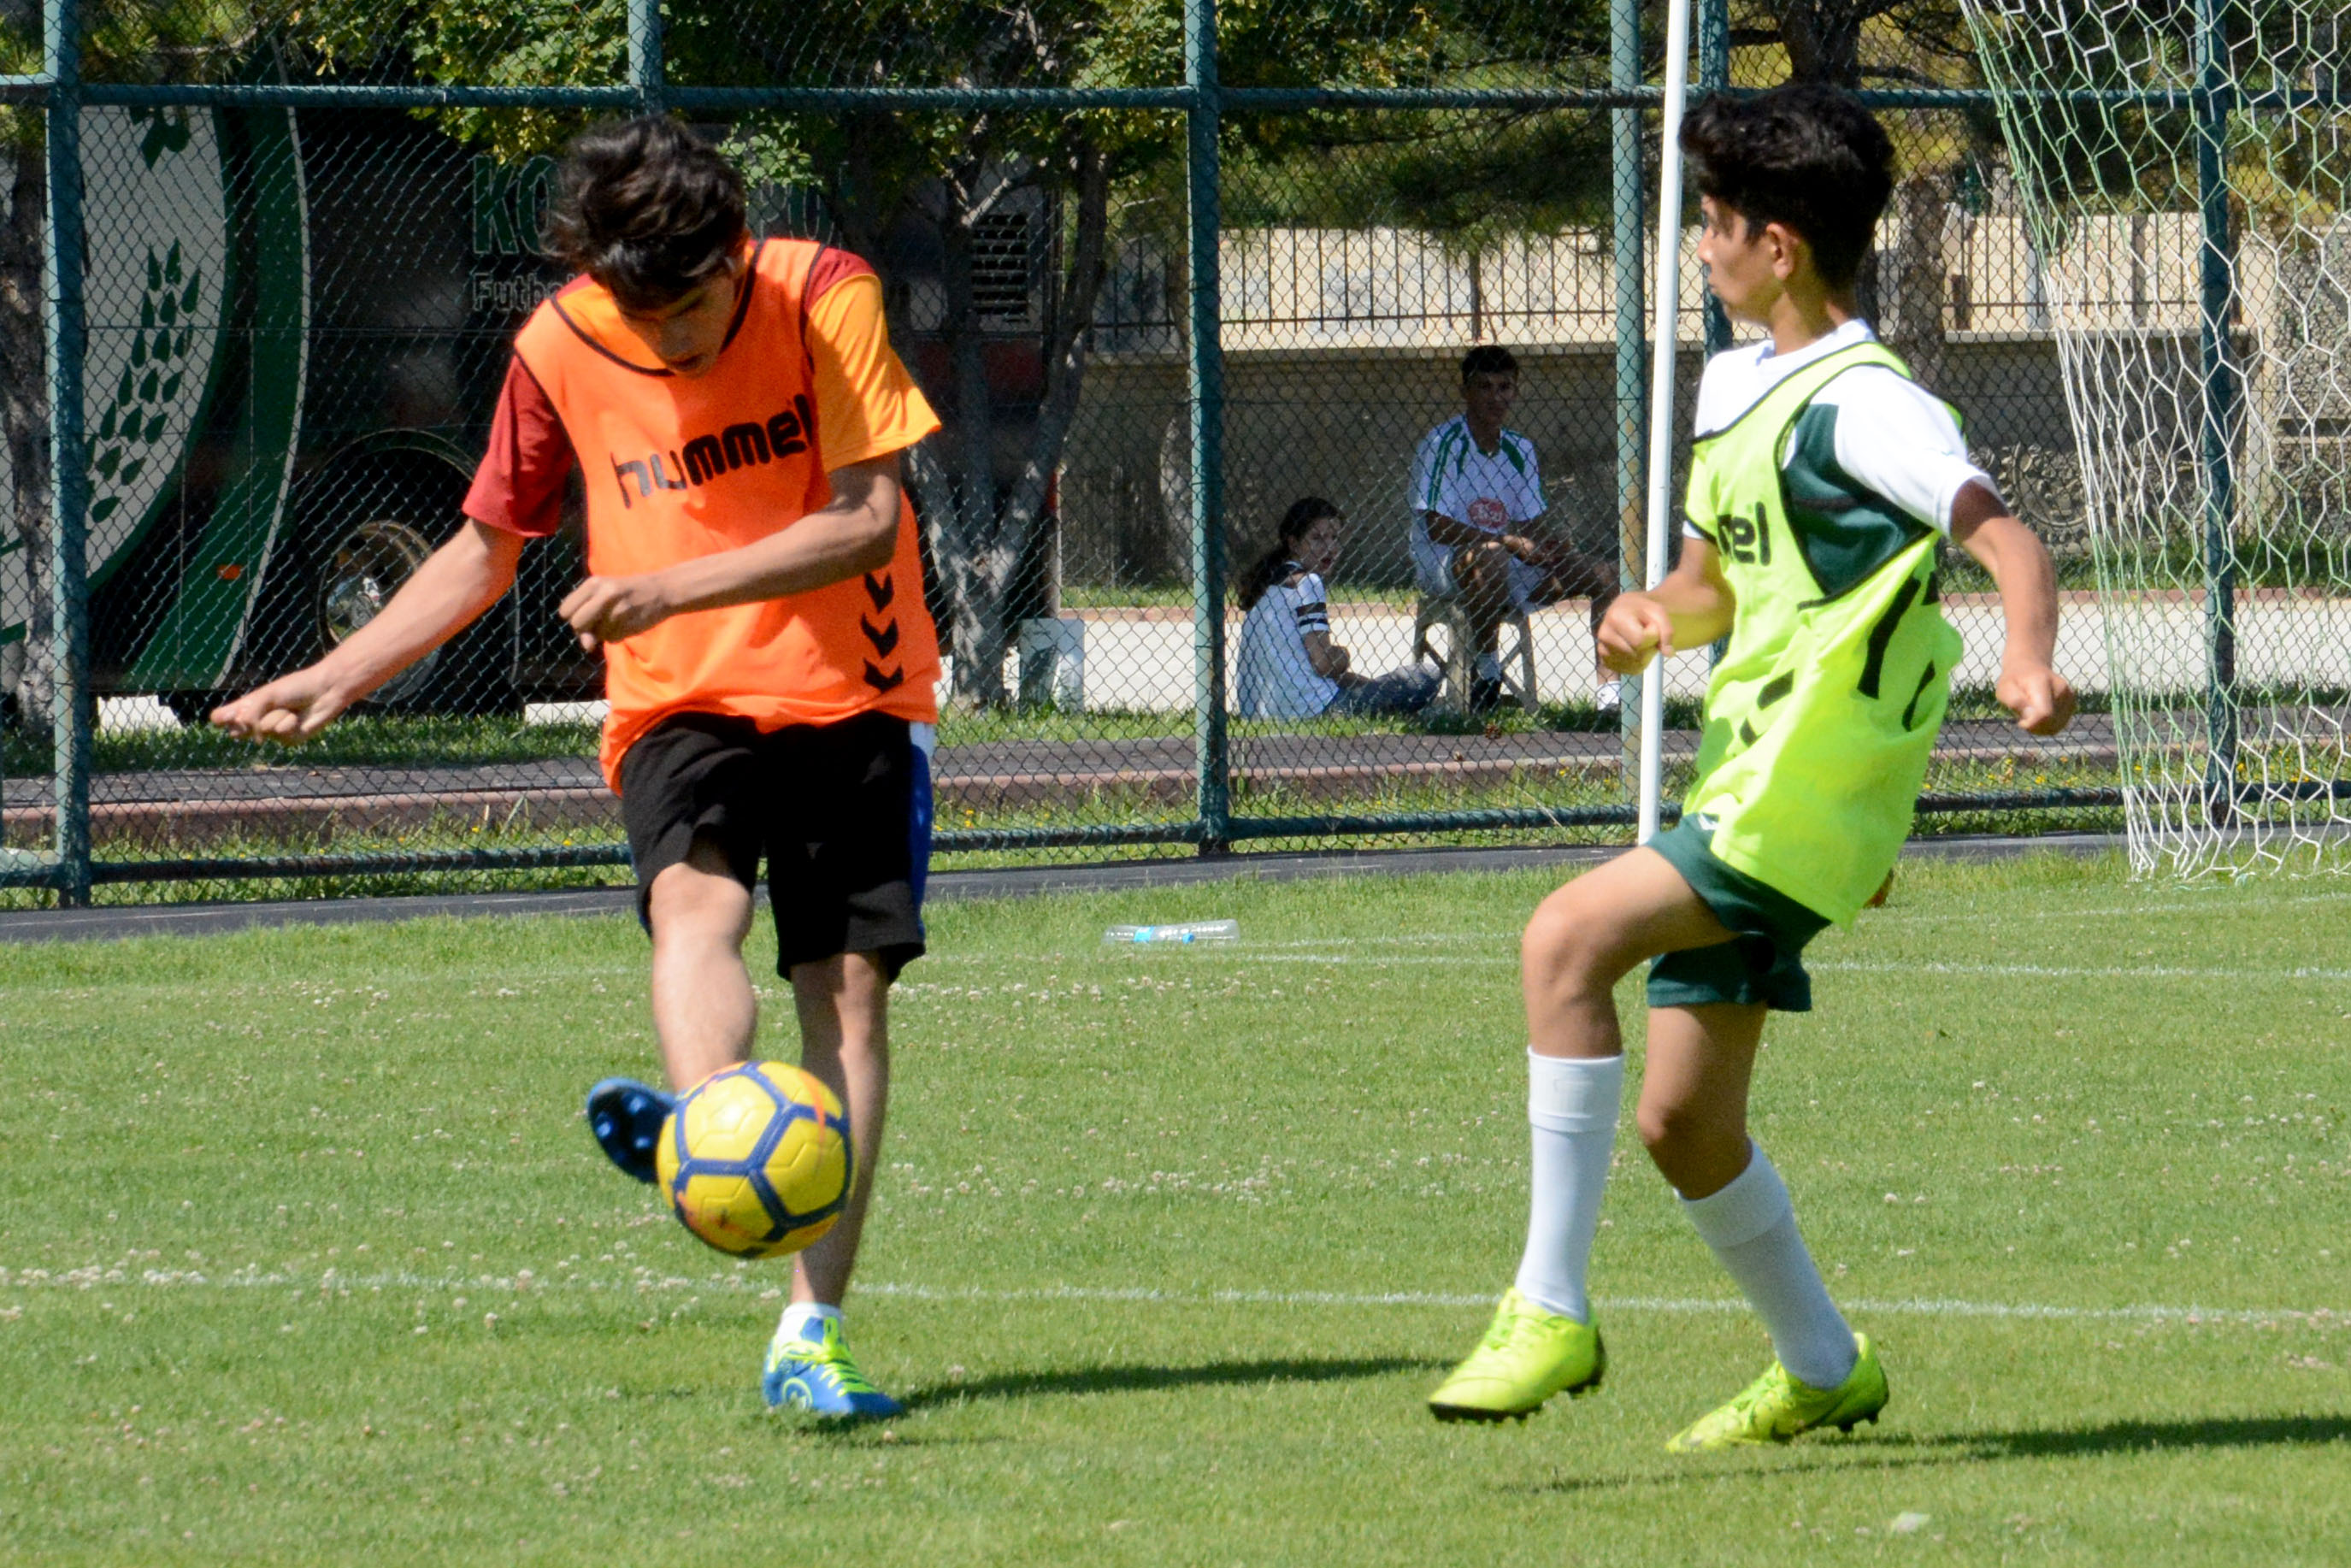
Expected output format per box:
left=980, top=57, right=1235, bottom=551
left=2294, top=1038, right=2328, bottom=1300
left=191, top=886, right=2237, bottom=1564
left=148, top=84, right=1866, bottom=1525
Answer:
left=1645, top=816, right=1831, bottom=1013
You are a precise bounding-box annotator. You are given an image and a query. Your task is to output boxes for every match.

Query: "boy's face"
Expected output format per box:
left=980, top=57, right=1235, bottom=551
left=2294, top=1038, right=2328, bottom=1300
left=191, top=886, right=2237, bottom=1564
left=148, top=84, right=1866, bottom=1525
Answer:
left=1462, top=369, right=1517, bottom=432
left=1697, top=195, right=1799, bottom=325
left=615, top=251, right=748, bottom=378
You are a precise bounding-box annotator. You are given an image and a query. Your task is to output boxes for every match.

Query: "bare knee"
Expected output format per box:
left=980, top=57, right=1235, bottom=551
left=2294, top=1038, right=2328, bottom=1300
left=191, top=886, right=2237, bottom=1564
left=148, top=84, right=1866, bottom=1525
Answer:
left=1634, top=1093, right=1700, bottom=1158
left=1635, top=1091, right=1747, bottom=1191
left=1522, top=889, right=1631, bottom=1003
left=647, top=854, right=752, bottom=952
left=1458, top=542, right=1511, bottom=616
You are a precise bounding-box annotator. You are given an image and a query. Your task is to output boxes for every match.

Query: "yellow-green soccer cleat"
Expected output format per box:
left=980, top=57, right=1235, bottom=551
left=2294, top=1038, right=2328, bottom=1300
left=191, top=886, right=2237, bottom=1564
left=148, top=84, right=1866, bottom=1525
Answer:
left=1427, top=1287, right=1607, bottom=1423
left=1665, top=1333, right=1888, bottom=1453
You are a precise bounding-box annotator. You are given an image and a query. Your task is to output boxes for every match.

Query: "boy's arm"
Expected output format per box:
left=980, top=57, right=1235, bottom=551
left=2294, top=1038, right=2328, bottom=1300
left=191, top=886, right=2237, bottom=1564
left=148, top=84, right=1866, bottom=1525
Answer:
left=1423, top=509, right=1498, bottom=550
left=1949, top=480, right=2075, bottom=736
left=210, top=520, right=525, bottom=744
left=557, top=456, right=901, bottom=653
left=1596, top=533, right=1735, bottom=675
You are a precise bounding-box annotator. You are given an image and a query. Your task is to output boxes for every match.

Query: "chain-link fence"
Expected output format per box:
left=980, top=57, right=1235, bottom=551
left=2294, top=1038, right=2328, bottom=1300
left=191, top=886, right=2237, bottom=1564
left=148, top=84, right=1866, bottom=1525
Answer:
left=2, top=0, right=2280, bottom=907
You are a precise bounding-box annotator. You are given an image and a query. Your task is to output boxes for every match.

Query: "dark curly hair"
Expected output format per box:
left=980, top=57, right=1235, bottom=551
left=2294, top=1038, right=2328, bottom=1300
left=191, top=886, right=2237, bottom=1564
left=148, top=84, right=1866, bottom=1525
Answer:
left=545, top=116, right=747, bottom=308
left=1679, top=84, right=1894, bottom=292
left=1460, top=344, right=1519, bottom=383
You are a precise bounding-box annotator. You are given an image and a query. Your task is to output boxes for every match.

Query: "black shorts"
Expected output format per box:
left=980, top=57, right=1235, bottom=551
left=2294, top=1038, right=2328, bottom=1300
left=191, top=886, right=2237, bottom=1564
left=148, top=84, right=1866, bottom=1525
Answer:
left=618, top=710, right=933, bottom=981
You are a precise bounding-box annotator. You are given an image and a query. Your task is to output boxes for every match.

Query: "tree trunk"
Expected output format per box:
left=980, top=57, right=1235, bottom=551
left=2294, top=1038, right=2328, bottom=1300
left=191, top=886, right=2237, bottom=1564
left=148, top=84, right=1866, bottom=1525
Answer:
left=912, top=142, right=1113, bottom=710
left=933, top=155, right=1011, bottom=707
left=1778, top=0, right=1868, bottom=86
left=1880, top=168, right=1951, bottom=391
left=1, top=130, right=52, bottom=724
left=822, top=108, right=1116, bottom=710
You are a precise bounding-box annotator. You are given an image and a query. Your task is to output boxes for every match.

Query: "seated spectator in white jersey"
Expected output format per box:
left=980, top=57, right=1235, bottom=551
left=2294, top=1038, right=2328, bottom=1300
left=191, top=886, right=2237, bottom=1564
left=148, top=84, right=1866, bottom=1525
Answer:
left=1237, top=498, right=1441, bottom=721
left=1409, top=345, right=1620, bottom=710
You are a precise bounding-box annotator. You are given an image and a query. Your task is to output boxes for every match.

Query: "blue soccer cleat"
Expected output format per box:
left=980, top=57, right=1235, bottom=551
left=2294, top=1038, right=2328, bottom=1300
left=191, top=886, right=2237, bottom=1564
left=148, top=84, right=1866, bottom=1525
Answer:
left=586, top=1076, right=674, bottom=1184
left=762, top=1314, right=904, bottom=1420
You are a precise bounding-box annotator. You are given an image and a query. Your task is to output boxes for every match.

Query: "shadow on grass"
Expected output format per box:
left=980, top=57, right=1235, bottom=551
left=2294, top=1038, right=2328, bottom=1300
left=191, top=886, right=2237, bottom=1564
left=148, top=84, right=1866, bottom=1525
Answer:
left=1513, top=1412, right=2351, bottom=1496
left=1924, top=1413, right=2351, bottom=1459
left=903, top=1353, right=1437, bottom=1409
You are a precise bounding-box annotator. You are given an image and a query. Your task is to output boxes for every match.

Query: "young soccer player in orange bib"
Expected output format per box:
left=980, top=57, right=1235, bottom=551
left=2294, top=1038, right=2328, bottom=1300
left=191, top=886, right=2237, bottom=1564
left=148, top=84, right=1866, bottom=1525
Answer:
left=1425, top=85, right=2076, bottom=1448
left=215, top=117, right=941, bottom=1418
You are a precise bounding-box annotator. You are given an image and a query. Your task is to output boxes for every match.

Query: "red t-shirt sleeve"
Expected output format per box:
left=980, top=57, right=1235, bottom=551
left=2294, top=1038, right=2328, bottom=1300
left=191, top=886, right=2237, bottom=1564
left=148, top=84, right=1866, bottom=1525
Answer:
left=463, top=356, right=576, bottom=539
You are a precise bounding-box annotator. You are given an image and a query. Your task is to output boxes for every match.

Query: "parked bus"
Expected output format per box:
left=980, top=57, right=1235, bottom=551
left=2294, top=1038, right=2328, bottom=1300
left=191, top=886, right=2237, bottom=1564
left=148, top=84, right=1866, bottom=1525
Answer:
left=1, top=104, right=1053, bottom=724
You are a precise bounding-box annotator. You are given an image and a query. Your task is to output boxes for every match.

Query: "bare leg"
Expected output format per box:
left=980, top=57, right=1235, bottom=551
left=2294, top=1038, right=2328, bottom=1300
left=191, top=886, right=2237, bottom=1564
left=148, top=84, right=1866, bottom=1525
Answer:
left=1521, top=845, right=1739, bottom=1061
left=789, top=951, right=892, bottom=1306
left=645, top=838, right=757, bottom=1091
left=1530, top=545, right=1623, bottom=687
left=1470, top=847, right=1746, bottom=1347
left=1641, top=981, right=1857, bottom=1392
left=1635, top=1001, right=1767, bottom=1198
left=1455, top=539, right=1516, bottom=663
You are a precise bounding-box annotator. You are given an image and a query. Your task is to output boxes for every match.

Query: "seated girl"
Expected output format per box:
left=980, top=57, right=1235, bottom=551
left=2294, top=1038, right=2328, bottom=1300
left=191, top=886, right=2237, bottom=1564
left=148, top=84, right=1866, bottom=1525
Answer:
left=1235, top=497, right=1441, bottom=720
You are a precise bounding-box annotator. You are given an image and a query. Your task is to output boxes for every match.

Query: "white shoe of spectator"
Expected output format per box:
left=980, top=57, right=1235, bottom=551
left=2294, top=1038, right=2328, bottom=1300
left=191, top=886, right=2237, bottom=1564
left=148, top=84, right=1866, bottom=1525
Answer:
left=1594, top=679, right=1622, bottom=713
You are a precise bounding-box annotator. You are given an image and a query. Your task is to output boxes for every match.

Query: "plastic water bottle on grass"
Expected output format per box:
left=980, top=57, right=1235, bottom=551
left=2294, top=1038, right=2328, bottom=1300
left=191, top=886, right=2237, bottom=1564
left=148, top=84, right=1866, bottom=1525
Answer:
left=1104, top=920, right=1239, bottom=946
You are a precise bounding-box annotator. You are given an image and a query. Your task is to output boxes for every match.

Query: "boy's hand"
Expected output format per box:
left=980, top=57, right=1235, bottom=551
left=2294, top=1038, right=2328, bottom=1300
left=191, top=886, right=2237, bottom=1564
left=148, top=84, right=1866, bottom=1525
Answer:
left=561, top=573, right=675, bottom=654
left=1997, top=660, right=2077, bottom=736
left=210, top=667, right=352, bottom=746
left=1597, top=592, right=1675, bottom=675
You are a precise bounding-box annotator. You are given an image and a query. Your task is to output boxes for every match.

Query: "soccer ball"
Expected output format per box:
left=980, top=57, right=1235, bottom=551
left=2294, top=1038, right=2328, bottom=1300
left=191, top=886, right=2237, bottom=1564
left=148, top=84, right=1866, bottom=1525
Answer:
left=655, top=1062, right=852, bottom=1259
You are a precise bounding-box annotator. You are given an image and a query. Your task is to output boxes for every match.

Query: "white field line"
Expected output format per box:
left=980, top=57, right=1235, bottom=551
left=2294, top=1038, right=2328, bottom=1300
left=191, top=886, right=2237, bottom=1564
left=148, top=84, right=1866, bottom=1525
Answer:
left=1, top=1266, right=2337, bottom=1328
left=1820, top=958, right=2351, bottom=983
left=1214, top=951, right=2351, bottom=982
left=859, top=1282, right=2346, bottom=1328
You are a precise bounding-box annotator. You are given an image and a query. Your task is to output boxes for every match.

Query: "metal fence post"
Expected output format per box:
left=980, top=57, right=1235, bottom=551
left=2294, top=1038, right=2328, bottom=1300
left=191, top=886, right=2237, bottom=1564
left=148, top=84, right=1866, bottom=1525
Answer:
left=628, top=0, right=665, bottom=115
left=2193, top=0, right=2240, bottom=826
left=1610, top=0, right=1646, bottom=791
left=1186, top=0, right=1229, bottom=854
left=1697, top=0, right=1732, bottom=359
left=44, top=0, right=91, bottom=907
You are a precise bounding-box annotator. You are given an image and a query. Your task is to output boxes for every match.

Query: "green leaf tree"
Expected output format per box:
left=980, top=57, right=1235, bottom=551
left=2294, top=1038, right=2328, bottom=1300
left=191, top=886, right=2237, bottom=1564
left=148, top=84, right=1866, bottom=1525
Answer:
left=313, top=0, right=1615, bottom=706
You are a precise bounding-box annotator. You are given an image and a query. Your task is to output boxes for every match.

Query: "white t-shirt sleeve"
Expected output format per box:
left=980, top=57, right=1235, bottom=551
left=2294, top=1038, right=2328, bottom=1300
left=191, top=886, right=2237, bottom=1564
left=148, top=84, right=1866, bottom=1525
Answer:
left=1292, top=572, right=1330, bottom=637
left=1688, top=345, right=1753, bottom=442
left=1807, top=366, right=1996, bottom=536
left=1410, top=427, right=1446, bottom=518
left=1426, top=457, right=1476, bottom=530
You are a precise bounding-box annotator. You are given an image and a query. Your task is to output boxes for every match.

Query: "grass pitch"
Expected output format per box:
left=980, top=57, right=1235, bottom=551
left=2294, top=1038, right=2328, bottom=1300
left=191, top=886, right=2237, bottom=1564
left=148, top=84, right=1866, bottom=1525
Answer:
left=2, top=856, right=2348, bottom=1565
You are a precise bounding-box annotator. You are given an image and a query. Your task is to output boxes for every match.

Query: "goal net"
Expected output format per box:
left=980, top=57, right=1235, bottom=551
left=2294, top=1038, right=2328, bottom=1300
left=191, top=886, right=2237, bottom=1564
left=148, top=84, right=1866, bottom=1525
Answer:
left=1960, top=1, right=2351, bottom=875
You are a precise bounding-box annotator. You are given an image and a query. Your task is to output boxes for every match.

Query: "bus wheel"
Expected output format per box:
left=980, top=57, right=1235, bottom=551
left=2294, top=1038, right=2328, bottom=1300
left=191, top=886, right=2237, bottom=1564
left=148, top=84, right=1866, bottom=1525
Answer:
left=315, top=516, right=441, bottom=706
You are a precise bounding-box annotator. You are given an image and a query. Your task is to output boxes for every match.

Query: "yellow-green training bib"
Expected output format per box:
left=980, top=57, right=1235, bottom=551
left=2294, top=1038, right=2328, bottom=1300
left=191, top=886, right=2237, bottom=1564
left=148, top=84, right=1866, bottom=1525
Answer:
left=1680, top=339, right=1967, bottom=925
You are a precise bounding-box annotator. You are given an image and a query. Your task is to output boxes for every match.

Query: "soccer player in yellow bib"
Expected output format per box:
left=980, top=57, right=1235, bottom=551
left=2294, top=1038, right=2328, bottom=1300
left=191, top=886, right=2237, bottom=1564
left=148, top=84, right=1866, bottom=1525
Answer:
left=1426, top=85, right=2076, bottom=1449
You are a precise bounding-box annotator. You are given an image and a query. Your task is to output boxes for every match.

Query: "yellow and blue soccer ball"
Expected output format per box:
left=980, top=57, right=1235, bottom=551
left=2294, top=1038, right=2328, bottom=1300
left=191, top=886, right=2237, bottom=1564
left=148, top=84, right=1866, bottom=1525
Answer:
left=655, top=1062, right=851, bottom=1259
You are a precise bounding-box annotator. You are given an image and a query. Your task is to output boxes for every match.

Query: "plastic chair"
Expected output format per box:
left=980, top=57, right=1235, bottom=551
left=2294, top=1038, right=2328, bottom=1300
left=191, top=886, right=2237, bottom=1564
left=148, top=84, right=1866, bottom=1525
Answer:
left=1412, top=594, right=1536, bottom=712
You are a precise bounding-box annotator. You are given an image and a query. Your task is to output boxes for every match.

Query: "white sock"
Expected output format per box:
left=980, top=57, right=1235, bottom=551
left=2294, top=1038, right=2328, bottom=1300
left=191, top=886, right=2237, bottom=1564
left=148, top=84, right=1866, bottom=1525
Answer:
left=779, top=1301, right=841, bottom=1339
left=1512, top=1052, right=1624, bottom=1323
left=1679, top=1143, right=1857, bottom=1389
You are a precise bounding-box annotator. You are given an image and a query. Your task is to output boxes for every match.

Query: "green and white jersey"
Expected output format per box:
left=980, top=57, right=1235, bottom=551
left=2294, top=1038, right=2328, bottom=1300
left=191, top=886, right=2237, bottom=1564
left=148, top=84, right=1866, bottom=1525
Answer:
left=1407, top=415, right=1546, bottom=589
left=1679, top=335, right=1970, bottom=926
